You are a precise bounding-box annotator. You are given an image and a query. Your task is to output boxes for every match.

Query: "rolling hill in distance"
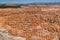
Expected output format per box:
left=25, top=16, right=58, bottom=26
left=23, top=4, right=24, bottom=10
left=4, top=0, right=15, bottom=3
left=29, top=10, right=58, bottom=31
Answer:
left=0, top=2, right=60, bottom=8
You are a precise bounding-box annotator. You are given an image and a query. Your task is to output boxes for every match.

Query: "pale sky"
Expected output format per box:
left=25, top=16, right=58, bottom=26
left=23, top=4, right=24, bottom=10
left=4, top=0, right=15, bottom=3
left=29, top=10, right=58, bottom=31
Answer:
left=0, top=0, right=60, bottom=4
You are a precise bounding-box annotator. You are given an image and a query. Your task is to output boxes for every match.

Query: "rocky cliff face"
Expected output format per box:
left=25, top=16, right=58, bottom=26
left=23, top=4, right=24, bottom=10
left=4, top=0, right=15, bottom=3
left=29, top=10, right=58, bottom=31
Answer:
left=0, top=26, right=26, bottom=40
left=0, top=5, right=60, bottom=40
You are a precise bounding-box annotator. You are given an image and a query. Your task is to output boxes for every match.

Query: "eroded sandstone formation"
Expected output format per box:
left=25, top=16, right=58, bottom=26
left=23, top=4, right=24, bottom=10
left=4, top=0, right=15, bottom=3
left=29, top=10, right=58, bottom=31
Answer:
left=0, top=5, right=60, bottom=40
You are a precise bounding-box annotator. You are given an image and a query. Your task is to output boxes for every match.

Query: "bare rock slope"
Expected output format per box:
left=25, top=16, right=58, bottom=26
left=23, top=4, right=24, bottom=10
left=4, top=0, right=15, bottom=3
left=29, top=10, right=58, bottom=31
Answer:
left=0, top=5, right=60, bottom=40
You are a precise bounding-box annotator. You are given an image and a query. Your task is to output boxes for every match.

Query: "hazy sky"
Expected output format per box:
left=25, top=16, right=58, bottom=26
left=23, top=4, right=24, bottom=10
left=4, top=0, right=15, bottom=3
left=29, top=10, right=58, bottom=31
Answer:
left=0, top=0, right=60, bottom=4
